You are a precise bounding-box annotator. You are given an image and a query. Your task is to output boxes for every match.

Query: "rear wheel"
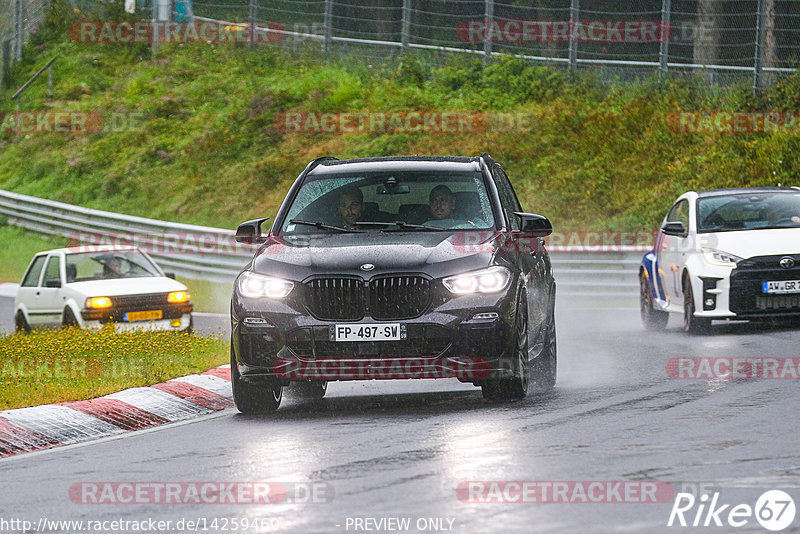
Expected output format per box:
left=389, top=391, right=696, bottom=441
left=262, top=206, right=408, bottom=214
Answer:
left=530, top=295, right=557, bottom=390
left=14, top=311, right=31, bottom=333
left=640, top=272, right=668, bottom=330
left=231, top=345, right=282, bottom=413
left=482, top=299, right=529, bottom=401
left=294, top=380, right=328, bottom=399
left=683, top=277, right=711, bottom=335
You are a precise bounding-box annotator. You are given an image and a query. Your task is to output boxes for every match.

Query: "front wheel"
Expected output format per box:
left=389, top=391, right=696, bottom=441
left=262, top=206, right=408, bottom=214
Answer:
left=683, top=277, right=711, bottom=335
left=482, top=299, right=529, bottom=401
left=62, top=307, right=80, bottom=328
left=640, top=272, right=668, bottom=331
left=231, top=346, right=282, bottom=413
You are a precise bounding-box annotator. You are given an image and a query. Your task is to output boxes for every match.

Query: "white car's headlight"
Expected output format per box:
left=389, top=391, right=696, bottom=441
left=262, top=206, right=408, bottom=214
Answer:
left=442, top=266, right=511, bottom=295
left=238, top=272, right=294, bottom=299
left=702, top=248, right=743, bottom=268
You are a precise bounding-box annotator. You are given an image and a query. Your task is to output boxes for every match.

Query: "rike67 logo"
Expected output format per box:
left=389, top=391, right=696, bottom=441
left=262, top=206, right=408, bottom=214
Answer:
left=668, top=490, right=796, bottom=531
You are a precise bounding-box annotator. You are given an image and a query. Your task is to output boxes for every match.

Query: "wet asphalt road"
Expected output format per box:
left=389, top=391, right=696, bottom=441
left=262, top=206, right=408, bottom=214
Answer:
left=1, top=297, right=800, bottom=533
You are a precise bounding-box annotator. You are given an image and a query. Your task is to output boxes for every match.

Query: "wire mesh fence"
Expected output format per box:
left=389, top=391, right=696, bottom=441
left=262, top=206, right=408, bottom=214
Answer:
left=2, top=0, right=800, bottom=91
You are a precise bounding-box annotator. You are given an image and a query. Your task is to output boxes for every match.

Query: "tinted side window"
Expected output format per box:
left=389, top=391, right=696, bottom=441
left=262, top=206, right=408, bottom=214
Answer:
left=21, top=256, right=46, bottom=287
left=666, top=199, right=690, bottom=228
left=43, top=256, right=61, bottom=285
left=491, top=167, right=521, bottom=230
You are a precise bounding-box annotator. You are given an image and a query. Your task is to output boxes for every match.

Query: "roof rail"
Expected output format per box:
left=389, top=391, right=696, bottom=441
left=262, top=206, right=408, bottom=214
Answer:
left=303, top=156, right=339, bottom=174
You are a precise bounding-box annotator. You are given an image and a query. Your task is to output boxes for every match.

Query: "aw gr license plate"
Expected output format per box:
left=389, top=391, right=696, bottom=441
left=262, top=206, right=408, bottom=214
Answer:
left=763, top=280, right=800, bottom=294
left=124, top=310, right=163, bottom=322
left=331, top=323, right=406, bottom=342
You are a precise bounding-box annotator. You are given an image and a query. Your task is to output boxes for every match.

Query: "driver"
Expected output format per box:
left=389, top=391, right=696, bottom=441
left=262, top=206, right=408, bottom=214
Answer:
left=103, top=256, right=124, bottom=277
left=429, top=185, right=456, bottom=220
left=336, top=186, right=364, bottom=229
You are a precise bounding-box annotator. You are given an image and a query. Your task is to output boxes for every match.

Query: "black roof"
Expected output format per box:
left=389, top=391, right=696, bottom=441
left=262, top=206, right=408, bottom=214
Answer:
left=308, top=155, right=484, bottom=175
left=696, top=186, right=800, bottom=198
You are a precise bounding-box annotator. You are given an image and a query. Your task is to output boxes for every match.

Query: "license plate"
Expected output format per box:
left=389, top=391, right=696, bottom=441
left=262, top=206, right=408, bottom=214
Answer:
left=762, top=280, right=800, bottom=294
left=330, top=323, right=405, bottom=342
left=124, top=310, right=163, bottom=322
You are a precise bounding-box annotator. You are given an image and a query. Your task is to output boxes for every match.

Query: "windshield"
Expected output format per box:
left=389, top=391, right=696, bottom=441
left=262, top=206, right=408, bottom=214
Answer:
left=65, top=250, right=161, bottom=282
left=696, top=192, right=800, bottom=233
left=279, top=171, right=496, bottom=234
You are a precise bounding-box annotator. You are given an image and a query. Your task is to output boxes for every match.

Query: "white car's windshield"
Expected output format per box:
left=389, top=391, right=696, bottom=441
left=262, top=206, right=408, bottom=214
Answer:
left=697, top=192, right=800, bottom=233
left=279, top=171, right=496, bottom=234
left=65, top=250, right=161, bottom=282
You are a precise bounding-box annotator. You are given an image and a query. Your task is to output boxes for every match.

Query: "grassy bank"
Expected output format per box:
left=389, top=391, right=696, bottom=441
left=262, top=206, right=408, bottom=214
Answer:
left=0, top=328, right=228, bottom=410
left=0, top=2, right=799, bottom=233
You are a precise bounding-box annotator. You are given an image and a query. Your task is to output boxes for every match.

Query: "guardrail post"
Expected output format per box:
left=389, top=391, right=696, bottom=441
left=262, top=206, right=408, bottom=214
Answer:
left=753, top=0, right=766, bottom=94
left=323, top=0, right=333, bottom=54
left=248, top=0, right=256, bottom=47
left=659, top=0, right=671, bottom=75
left=483, top=0, right=493, bottom=65
left=47, top=62, right=53, bottom=100
left=568, top=0, right=579, bottom=72
left=401, top=0, right=411, bottom=51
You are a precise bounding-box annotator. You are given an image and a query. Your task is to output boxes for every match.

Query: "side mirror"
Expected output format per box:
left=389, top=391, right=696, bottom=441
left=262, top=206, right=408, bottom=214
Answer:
left=514, top=212, right=553, bottom=237
left=662, top=221, right=687, bottom=236
left=164, top=272, right=176, bottom=279
left=235, top=217, right=270, bottom=244
left=45, top=278, right=61, bottom=288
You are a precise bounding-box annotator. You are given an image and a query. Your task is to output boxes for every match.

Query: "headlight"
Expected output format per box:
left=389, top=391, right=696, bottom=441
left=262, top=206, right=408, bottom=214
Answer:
left=168, top=291, right=191, bottom=303
left=238, top=272, right=294, bottom=299
left=702, top=248, right=743, bottom=268
left=443, top=266, right=511, bottom=295
left=86, top=296, right=112, bottom=309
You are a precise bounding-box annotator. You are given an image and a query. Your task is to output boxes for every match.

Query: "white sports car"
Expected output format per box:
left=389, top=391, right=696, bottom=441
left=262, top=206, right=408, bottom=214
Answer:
left=640, top=187, right=800, bottom=333
left=14, top=245, right=193, bottom=332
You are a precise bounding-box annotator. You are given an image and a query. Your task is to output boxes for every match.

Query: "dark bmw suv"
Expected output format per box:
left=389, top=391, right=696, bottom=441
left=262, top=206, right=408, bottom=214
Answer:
left=231, top=154, right=556, bottom=412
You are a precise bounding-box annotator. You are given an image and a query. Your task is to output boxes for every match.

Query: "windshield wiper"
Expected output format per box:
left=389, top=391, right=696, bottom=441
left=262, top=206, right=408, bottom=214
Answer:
left=289, top=219, right=362, bottom=233
left=353, top=221, right=446, bottom=231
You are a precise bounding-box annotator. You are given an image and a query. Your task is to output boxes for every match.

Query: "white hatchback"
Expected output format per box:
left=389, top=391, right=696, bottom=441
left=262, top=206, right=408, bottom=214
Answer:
left=640, top=187, right=800, bottom=333
left=14, top=245, right=193, bottom=332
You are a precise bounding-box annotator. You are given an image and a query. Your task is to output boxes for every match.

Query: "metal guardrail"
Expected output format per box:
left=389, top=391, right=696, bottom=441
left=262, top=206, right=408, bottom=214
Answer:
left=0, top=189, right=255, bottom=283
left=0, top=188, right=647, bottom=297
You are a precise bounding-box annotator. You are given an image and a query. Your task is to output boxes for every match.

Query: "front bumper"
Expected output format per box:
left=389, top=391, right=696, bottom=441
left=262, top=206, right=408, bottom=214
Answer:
left=232, top=290, right=519, bottom=384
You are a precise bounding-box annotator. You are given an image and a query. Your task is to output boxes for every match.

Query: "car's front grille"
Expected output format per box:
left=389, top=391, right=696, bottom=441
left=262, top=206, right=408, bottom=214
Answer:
left=110, top=293, right=170, bottom=309
left=730, top=254, right=800, bottom=314
left=305, top=278, right=365, bottom=321
left=369, top=276, right=431, bottom=320
left=286, top=324, right=450, bottom=358
left=304, top=276, right=432, bottom=321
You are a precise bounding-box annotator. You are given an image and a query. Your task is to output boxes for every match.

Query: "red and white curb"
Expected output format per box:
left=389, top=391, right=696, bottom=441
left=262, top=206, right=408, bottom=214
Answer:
left=0, top=365, right=232, bottom=458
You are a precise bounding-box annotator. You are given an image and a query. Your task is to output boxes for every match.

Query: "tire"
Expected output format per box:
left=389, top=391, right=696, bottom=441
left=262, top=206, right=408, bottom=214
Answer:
left=231, top=345, right=282, bottom=413
left=530, top=295, right=557, bottom=390
left=62, top=307, right=80, bottom=328
left=640, top=272, right=668, bottom=331
left=683, top=277, right=711, bottom=335
left=14, top=311, right=31, bottom=333
left=482, top=299, right=529, bottom=401
left=294, top=380, right=328, bottom=399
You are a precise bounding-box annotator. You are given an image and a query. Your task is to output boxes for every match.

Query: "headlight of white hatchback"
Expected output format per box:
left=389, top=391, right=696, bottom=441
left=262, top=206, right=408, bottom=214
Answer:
left=442, top=266, right=512, bottom=295
left=238, top=272, right=294, bottom=299
left=702, top=248, right=743, bottom=268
